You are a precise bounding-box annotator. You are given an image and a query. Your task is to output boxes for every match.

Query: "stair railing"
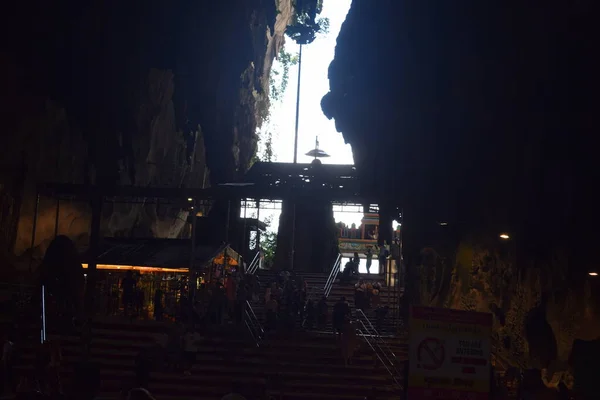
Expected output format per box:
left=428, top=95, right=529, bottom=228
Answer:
left=355, top=318, right=403, bottom=390
left=356, top=308, right=398, bottom=363
left=323, top=253, right=342, bottom=298
left=246, top=251, right=261, bottom=275
left=244, top=299, right=264, bottom=347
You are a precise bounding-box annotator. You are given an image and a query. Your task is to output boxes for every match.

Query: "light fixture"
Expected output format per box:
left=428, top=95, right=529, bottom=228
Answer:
left=439, top=222, right=448, bottom=226
left=589, top=272, right=599, bottom=277
left=187, top=197, right=193, bottom=202
left=499, top=233, right=510, bottom=240
left=82, top=263, right=189, bottom=273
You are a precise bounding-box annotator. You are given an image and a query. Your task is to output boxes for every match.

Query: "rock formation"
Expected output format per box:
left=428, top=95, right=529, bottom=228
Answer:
left=322, top=0, right=599, bottom=385
left=2, top=0, right=294, bottom=265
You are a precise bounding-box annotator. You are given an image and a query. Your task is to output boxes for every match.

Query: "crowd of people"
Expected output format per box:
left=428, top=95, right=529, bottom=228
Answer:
left=0, top=257, right=394, bottom=399
left=263, top=270, right=311, bottom=333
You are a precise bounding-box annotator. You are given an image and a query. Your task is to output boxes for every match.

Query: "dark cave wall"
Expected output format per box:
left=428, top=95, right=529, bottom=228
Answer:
left=322, top=0, right=593, bottom=249
left=1, top=0, right=293, bottom=261
left=322, top=0, right=599, bottom=383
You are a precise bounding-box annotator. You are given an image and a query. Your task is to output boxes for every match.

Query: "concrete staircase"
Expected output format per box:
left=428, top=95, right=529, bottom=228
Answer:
left=329, top=273, right=402, bottom=335
left=253, top=269, right=402, bottom=335
left=14, top=318, right=264, bottom=399
left=9, top=267, right=406, bottom=399
left=13, top=316, right=407, bottom=399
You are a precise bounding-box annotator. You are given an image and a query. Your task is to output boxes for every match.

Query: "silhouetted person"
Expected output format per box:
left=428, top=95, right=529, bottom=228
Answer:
left=364, top=247, right=373, bottom=274
left=332, top=297, right=350, bottom=339
left=122, top=271, right=136, bottom=316
left=317, top=296, right=328, bottom=330
left=153, top=288, right=164, bottom=321
left=374, top=305, right=389, bottom=333
left=304, top=299, right=316, bottom=330
left=341, top=320, right=358, bottom=365
left=378, top=242, right=389, bottom=276
left=354, top=281, right=366, bottom=311
left=340, top=260, right=356, bottom=284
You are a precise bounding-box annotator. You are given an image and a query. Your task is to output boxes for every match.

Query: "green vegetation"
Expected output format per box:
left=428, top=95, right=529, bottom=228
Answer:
left=287, top=0, right=330, bottom=45
left=248, top=212, right=277, bottom=268
left=263, top=132, right=274, bottom=162
left=270, top=48, right=299, bottom=103
left=261, top=215, right=278, bottom=268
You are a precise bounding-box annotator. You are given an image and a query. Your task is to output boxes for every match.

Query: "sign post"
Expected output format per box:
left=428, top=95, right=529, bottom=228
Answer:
left=408, top=306, right=492, bottom=400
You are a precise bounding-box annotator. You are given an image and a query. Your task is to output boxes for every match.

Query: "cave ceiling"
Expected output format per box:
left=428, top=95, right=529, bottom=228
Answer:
left=4, top=0, right=278, bottom=186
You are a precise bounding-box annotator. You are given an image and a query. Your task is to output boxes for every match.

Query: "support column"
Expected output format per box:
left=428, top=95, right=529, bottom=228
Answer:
left=189, top=198, right=197, bottom=299
left=378, top=202, right=394, bottom=246
left=86, top=191, right=103, bottom=315
left=256, top=199, right=261, bottom=250
left=28, top=193, right=40, bottom=273
left=290, top=202, right=296, bottom=270
left=242, top=198, right=247, bottom=259
left=225, top=200, right=231, bottom=244
left=54, top=199, right=60, bottom=237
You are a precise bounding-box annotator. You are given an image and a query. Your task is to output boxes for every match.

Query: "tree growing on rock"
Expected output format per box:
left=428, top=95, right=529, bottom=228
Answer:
left=287, top=0, right=329, bottom=45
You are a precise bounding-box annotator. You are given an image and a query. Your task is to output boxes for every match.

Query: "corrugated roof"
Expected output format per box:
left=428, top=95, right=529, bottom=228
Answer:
left=81, top=238, right=237, bottom=269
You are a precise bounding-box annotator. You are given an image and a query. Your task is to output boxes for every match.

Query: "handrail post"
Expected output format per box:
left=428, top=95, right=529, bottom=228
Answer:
left=41, top=284, right=47, bottom=343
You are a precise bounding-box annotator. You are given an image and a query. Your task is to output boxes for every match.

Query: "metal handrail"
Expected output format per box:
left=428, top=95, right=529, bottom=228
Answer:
left=357, top=322, right=394, bottom=372
left=246, top=252, right=261, bottom=275
left=244, top=299, right=264, bottom=347
left=355, top=320, right=403, bottom=389
left=323, top=253, right=341, bottom=298
left=357, top=309, right=397, bottom=359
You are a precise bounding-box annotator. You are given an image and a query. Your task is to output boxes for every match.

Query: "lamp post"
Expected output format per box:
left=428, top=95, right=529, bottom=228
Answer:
left=293, top=44, right=303, bottom=164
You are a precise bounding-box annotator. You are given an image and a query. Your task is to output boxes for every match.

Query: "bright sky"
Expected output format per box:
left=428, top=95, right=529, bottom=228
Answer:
left=247, top=0, right=363, bottom=235
left=264, top=0, right=354, bottom=165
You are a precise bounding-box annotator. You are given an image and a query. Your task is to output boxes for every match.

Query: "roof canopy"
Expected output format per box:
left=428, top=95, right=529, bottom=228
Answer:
left=81, top=238, right=239, bottom=270
left=39, top=163, right=377, bottom=203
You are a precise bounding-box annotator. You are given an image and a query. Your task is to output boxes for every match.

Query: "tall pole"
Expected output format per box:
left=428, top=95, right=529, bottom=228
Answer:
left=189, top=199, right=197, bottom=299
left=293, top=44, right=303, bottom=164
left=290, top=202, right=296, bottom=271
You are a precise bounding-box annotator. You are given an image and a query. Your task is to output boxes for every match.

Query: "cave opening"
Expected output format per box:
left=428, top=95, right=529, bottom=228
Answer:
left=258, top=0, right=352, bottom=165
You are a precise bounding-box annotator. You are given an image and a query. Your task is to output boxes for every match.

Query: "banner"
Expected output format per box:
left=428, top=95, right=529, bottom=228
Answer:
left=408, top=306, right=492, bottom=400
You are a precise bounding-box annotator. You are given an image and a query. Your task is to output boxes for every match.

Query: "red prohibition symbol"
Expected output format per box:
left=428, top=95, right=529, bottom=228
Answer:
left=417, top=337, right=445, bottom=370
